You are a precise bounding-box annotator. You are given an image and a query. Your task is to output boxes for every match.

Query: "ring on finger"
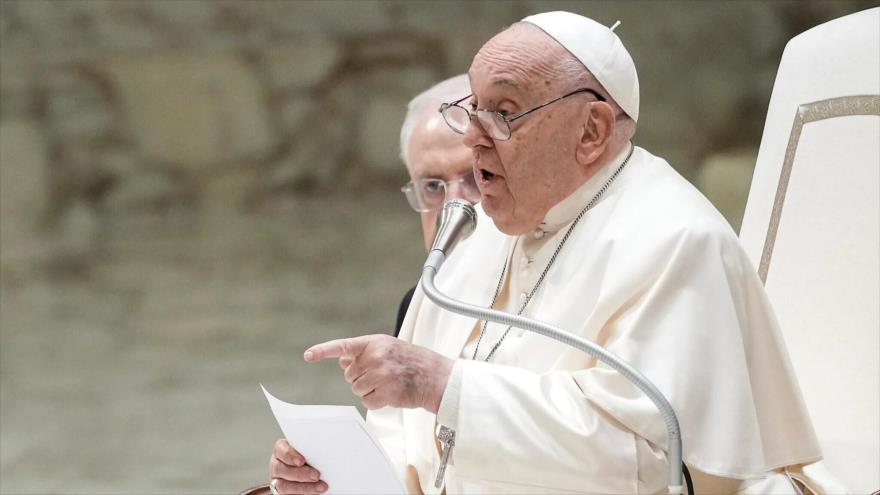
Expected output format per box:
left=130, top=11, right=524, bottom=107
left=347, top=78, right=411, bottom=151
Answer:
left=270, top=478, right=281, bottom=495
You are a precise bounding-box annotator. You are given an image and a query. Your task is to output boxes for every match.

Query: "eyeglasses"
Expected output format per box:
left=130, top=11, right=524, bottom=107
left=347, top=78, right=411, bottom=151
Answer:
left=439, top=88, right=606, bottom=141
left=401, top=173, right=481, bottom=213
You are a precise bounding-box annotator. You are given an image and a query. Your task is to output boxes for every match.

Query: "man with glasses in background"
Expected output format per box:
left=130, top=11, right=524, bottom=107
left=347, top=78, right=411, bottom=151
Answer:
left=396, top=74, right=480, bottom=335
left=263, top=75, right=475, bottom=495
left=271, top=11, right=837, bottom=495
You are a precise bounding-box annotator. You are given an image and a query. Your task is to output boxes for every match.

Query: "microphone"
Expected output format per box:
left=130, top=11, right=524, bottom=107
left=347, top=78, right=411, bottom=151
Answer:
left=419, top=200, right=684, bottom=495
left=424, top=199, right=477, bottom=272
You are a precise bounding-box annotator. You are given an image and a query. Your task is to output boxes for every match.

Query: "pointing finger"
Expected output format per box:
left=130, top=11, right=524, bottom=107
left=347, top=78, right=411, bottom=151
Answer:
left=304, top=336, right=371, bottom=362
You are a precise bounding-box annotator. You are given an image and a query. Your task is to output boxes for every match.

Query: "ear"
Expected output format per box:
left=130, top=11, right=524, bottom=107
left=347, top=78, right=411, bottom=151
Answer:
left=575, top=102, right=615, bottom=166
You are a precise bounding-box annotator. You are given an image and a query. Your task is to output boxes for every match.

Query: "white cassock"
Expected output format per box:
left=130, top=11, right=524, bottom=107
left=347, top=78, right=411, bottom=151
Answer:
left=367, top=144, right=842, bottom=494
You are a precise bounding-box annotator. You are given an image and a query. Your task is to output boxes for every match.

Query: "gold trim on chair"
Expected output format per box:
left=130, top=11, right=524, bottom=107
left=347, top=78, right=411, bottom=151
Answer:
left=759, top=94, right=880, bottom=284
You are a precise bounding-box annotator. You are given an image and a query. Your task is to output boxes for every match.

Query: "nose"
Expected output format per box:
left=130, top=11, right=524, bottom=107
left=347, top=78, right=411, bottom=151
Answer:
left=462, top=115, right=494, bottom=150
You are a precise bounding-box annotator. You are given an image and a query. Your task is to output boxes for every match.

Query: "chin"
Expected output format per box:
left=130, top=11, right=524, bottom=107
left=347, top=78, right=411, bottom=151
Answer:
left=481, top=193, right=534, bottom=234
left=484, top=207, right=529, bottom=236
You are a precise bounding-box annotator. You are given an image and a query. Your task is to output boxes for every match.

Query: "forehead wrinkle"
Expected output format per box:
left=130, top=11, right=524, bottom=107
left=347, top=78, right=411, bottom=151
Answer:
left=472, top=31, right=569, bottom=95
left=489, top=77, right=522, bottom=90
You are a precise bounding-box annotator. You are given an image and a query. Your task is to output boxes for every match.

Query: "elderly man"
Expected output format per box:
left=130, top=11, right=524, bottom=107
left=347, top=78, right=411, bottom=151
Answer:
left=395, top=74, right=479, bottom=334
left=271, top=11, right=836, bottom=495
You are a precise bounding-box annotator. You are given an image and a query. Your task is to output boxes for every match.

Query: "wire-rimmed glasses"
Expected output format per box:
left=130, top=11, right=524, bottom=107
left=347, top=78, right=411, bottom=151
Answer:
left=439, top=88, right=606, bottom=141
left=401, top=174, right=481, bottom=213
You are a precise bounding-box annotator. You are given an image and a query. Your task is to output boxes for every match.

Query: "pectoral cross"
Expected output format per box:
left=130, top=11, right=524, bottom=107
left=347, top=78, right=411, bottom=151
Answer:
left=434, top=425, right=456, bottom=488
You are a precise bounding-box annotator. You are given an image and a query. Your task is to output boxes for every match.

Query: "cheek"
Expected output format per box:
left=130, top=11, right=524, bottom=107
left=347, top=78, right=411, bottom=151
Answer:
left=521, top=123, right=571, bottom=179
left=499, top=135, right=542, bottom=185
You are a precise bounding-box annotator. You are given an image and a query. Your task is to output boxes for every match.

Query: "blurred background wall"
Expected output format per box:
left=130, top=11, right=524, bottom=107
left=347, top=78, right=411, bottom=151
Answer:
left=0, top=1, right=873, bottom=493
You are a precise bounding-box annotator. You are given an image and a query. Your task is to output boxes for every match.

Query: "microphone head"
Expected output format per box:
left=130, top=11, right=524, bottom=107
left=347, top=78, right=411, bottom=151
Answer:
left=431, top=199, right=477, bottom=256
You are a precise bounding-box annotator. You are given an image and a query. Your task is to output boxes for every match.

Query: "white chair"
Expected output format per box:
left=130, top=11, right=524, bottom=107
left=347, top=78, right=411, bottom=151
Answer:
left=739, top=8, right=879, bottom=494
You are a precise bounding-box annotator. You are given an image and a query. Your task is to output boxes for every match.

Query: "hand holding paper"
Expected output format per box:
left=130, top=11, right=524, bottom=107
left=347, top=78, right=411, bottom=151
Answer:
left=304, top=334, right=453, bottom=413
left=269, top=438, right=326, bottom=494
left=263, top=386, right=406, bottom=495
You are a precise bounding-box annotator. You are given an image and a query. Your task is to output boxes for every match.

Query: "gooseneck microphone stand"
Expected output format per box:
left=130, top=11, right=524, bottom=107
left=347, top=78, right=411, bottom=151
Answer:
left=421, top=200, right=686, bottom=495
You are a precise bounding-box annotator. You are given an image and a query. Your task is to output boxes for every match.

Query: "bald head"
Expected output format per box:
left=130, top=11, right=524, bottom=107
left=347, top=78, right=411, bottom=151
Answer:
left=471, top=23, right=568, bottom=95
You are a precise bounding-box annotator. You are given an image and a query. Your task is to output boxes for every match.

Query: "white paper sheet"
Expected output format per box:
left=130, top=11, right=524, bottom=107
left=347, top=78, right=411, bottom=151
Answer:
left=262, top=385, right=406, bottom=495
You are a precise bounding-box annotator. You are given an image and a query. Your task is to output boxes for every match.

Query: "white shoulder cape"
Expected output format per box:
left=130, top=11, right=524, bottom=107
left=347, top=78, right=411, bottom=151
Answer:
left=374, top=147, right=820, bottom=492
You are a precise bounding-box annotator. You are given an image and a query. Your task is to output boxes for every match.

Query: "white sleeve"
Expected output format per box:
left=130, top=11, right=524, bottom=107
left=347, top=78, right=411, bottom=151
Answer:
left=365, top=406, right=409, bottom=484
left=448, top=359, right=667, bottom=494
left=435, top=359, right=464, bottom=429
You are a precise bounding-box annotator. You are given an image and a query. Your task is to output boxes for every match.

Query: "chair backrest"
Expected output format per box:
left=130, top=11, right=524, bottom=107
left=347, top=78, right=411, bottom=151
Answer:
left=739, top=8, right=879, bottom=493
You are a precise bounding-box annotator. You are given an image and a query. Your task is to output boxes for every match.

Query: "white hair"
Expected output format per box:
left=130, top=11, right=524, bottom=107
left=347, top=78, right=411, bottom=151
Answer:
left=399, top=74, right=471, bottom=168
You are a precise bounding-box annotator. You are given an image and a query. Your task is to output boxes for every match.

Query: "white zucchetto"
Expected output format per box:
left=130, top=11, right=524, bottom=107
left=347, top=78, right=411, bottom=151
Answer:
left=522, top=11, right=640, bottom=122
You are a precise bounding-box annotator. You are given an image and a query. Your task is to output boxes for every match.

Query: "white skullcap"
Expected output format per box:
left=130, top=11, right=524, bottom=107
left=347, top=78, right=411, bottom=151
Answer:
left=522, top=11, right=640, bottom=121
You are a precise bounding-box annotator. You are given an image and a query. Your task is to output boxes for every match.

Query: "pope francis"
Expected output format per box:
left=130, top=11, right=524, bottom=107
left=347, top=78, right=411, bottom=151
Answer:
left=269, top=11, right=842, bottom=495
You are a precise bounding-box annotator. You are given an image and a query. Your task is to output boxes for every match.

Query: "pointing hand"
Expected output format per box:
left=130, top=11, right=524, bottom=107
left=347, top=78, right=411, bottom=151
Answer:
left=305, top=334, right=453, bottom=412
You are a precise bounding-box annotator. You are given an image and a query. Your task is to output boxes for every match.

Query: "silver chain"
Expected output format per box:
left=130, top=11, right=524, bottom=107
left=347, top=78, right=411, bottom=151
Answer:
left=471, top=144, right=635, bottom=362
